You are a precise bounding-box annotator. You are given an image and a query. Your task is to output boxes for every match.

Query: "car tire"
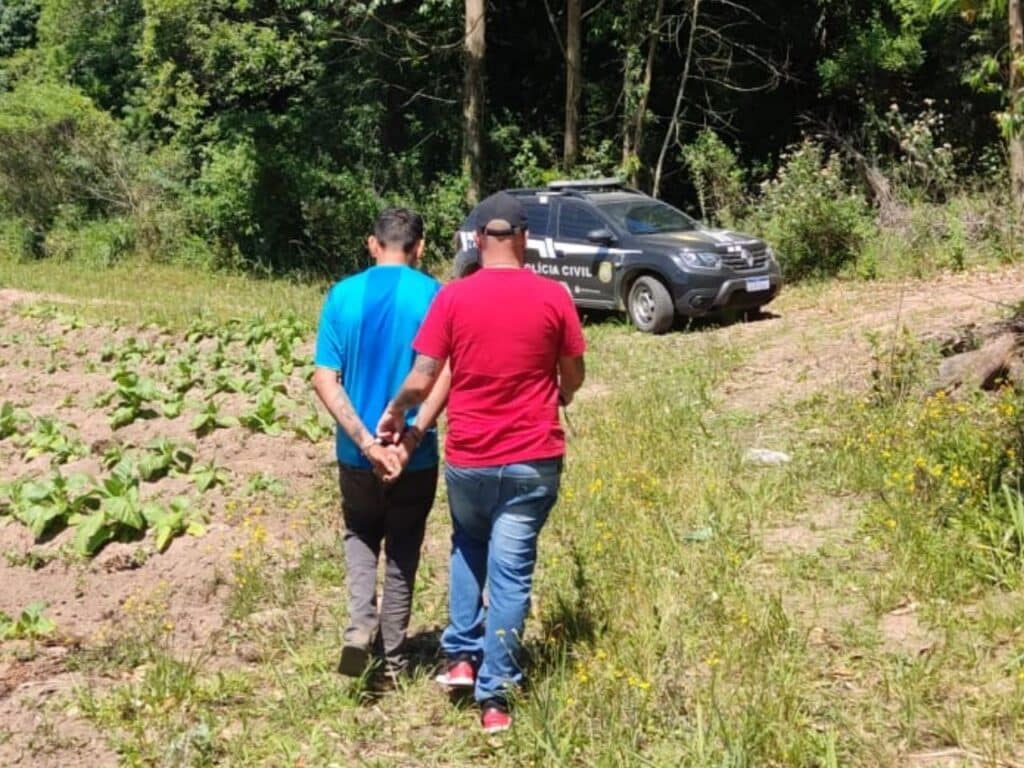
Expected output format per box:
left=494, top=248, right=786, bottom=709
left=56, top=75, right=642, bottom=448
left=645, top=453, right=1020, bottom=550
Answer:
left=454, top=250, right=480, bottom=278
left=627, top=276, right=674, bottom=334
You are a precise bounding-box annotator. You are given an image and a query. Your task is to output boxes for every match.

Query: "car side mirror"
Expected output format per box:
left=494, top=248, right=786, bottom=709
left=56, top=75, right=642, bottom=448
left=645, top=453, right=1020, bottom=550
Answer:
left=586, top=228, right=617, bottom=246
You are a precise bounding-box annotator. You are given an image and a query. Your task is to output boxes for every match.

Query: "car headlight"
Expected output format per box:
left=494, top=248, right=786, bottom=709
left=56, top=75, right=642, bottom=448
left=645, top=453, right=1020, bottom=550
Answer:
left=765, top=246, right=776, bottom=262
left=673, top=250, right=721, bottom=270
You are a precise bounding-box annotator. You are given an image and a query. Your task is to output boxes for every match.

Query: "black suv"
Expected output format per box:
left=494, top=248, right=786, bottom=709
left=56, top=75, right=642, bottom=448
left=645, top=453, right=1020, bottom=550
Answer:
left=454, top=179, right=782, bottom=334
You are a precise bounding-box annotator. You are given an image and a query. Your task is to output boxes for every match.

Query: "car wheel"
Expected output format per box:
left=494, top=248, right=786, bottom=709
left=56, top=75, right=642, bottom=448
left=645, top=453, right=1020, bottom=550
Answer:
left=627, top=276, right=674, bottom=334
left=454, top=250, right=480, bottom=278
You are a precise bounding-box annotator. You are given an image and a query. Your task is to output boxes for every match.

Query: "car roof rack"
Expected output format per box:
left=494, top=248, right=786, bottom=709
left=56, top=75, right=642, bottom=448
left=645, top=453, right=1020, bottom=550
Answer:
left=546, top=178, right=625, bottom=192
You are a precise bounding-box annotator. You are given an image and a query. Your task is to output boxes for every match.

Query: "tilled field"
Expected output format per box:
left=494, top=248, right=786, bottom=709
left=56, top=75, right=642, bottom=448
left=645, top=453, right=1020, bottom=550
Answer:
left=0, top=294, right=339, bottom=767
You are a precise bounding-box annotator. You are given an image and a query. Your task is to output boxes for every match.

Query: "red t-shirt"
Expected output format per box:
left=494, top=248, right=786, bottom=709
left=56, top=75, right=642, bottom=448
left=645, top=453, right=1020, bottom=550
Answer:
left=413, top=268, right=586, bottom=467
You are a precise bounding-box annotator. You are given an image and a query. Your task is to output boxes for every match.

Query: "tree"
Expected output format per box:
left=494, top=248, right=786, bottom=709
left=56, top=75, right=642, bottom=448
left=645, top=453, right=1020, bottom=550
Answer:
left=563, top=0, right=582, bottom=170
left=463, top=0, right=485, bottom=204
left=0, top=0, right=39, bottom=59
left=619, top=0, right=665, bottom=186
left=1010, top=0, right=1024, bottom=209
left=653, top=0, right=699, bottom=197
left=932, top=0, right=1024, bottom=211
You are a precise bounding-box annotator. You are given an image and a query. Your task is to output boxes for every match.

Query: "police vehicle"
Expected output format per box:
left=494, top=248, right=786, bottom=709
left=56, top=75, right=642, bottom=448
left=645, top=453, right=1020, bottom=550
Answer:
left=454, top=179, right=783, bottom=334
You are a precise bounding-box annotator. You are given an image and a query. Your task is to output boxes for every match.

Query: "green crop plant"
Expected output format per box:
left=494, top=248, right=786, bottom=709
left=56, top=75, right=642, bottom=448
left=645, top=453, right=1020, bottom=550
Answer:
left=1, top=602, right=57, bottom=656
left=209, top=371, right=246, bottom=395
left=239, top=390, right=286, bottom=436
left=103, top=371, right=167, bottom=429
left=142, top=497, right=206, bottom=553
left=70, top=471, right=148, bottom=556
left=244, top=362, right=289, bottom=395
left=293, top=409, right=332, bottom=443
left=0, top=402, right=29, bottom=439
left=138, top=438, right=195, bottom=482
left=17, top=416, right=87, bottom=465
left=167, top=357, right=202, bottom=395
left=185, top=319, right=218, bottom=343
left=206, top=340, right=227, bottom=371
left=101, top=443, right=130, bottom=470
left=191, top=399, right=237, bottom=438
left=161, top=392, right=185, bottom=419
left=245, top=472, right=285, bottom=496
left=191, top=461, right=230, bottom=493
left=0, top=471, right=93, bottom=540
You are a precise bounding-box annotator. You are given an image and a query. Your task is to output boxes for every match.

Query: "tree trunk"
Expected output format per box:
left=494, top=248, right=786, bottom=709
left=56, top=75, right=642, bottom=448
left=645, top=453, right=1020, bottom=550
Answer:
left=653, top=0, right=699, bottom=197
left=1009, top=0, right=1024, bottom=213
left=563, top=0, right=582, bottom=170
left=627, top=0, right=664, bottom=186
left=463, top=0, right=485, bottom=205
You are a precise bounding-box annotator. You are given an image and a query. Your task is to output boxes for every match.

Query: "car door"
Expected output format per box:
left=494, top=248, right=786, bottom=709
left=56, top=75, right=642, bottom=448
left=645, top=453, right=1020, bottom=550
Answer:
left=521, top=197, right=553, bottom=275
left=552, top=199, right=618, bottom=306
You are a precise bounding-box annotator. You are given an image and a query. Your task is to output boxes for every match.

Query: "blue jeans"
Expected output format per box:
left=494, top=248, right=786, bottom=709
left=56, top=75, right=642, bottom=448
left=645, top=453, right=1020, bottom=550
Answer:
left=441, top=458, right=562, bottom=703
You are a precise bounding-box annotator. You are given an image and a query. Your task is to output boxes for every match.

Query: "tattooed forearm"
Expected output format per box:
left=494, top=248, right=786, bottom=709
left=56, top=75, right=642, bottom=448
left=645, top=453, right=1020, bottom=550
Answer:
left=312, top=367, right=373, bottom=448
left=389, top=354, right=443, bottom=412
left=413, top=355, right=439, bottom=376
left=332, top=387, right=373, bottom=447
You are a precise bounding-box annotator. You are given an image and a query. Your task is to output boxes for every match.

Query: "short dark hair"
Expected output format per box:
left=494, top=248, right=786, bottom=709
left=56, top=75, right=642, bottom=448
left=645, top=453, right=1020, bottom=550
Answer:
left=374, top=207, right=424, bottom=254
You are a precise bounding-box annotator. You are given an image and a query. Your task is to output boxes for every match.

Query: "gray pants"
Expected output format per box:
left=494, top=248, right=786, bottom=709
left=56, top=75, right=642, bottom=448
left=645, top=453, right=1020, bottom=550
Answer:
left=338, top=464, right=438, bottom=667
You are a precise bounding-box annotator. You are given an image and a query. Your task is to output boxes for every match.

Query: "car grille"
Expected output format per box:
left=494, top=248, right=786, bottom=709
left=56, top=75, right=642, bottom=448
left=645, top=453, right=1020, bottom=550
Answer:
left=721, top=246, right=768, bottom=272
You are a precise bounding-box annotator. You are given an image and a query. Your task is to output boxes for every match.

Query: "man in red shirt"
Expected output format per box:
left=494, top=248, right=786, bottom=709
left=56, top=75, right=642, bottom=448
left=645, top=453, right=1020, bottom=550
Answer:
left=378, top=191, right=586, bottom=733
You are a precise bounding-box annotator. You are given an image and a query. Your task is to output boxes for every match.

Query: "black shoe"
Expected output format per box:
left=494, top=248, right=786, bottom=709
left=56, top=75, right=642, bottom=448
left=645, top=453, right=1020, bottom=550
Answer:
left=338, top=642, right=372, bottom=677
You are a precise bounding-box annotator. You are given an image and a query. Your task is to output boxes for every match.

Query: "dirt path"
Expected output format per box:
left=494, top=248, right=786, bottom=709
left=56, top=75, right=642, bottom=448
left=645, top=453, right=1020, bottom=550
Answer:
left=713, top=264, right=1024, bottom=411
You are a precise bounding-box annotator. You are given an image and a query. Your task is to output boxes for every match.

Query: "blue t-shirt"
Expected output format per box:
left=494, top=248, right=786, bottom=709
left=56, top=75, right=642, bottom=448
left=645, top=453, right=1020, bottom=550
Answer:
left=314, top=264, right=441, bottom=471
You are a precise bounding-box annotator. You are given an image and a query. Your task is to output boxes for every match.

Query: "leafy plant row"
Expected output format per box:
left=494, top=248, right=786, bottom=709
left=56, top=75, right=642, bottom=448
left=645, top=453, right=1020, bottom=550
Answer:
left=0, top=459, right=208, bottom=556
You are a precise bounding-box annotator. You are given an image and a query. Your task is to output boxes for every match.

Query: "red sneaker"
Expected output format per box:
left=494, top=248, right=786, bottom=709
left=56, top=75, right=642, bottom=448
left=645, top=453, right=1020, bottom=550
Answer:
left=480, top=700, right=511, bottom=734
left=434, top=657, right=476, bottom=688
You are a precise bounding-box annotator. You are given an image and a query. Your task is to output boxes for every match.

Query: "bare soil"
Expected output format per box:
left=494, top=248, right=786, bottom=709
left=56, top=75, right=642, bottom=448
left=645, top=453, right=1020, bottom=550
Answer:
left=0, top=297, right=336, bottom=767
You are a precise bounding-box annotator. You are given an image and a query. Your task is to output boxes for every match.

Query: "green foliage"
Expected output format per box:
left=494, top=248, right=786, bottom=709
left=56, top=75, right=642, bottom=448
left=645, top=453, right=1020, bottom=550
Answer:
left=872, top=102, right=958, bottom=201
left=42, top=215, right=135, bottom=267
left=0, top=216, right=38, bottom=261
left=137, top=438, right=194, bottom=481
left=190, top=461, right=229, bottom=493
left=818, top=12, right=927, bottom=94
left=244, top=472, right=284, bottom=496
left=17, top=415, right=86, bottom=465
left=292, top=409, right=332, bottom=443
left=103, top=370, right=167, bottom=428
left=0, top=0, right=39, bottom=59
left=239, top=390, right=286, bottom=436
left=142, top=496, right=204, bottom=553
left=0, top=80, right=134, bottom=238
left=191, top=399, right=236, bottom=438
left=0, top=470, right=92, bottom=539
left=1, top=601, right=55, bottom=641
left=746, top=142, right=874, bottom=280
left=833, top=384, right=1024, bottom=590
left=681, top=129, right=746, bottom=226
left=0, top=401, right=29, bottom=439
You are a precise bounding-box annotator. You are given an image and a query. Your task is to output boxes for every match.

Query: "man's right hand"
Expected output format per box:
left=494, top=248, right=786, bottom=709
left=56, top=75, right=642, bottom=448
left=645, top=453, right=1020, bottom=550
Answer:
left=365, top=442, right=402, bottom=482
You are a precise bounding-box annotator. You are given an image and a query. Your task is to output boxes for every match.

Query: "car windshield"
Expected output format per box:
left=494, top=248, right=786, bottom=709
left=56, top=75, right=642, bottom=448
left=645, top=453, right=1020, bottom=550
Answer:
left=596, top=200, right=699, bottom=235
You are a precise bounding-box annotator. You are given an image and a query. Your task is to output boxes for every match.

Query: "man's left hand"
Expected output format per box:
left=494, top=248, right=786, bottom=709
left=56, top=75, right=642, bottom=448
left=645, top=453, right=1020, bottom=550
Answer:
left=376, top=406, right=407, bottom=444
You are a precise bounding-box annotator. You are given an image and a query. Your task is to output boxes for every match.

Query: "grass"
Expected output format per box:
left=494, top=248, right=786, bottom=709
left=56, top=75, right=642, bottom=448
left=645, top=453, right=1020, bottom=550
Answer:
left=0, top=257, right=328, bottom=328
left=2, top=260, right=1023, bottom=765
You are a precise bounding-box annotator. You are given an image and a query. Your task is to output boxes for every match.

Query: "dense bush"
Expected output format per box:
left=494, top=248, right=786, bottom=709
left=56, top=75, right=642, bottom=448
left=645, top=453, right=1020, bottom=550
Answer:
left=745, top=141, right=874, bottom=280
left=681, top=130, right=746, bottom=227
left=0, top=80, right=136, bottom=240
left=0, top=0, right=39, bottom=59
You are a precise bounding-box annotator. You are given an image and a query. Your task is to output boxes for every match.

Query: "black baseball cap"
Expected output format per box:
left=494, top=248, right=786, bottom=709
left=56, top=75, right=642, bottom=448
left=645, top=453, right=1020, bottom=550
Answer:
left=474, top=192, right=528, bottom=235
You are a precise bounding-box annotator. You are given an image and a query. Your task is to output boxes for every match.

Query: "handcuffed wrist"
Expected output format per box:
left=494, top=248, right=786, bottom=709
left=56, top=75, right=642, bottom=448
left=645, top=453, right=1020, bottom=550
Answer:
left=359, top=436, right=380, bottom=457
left=403, top=425, right=424, bottom=447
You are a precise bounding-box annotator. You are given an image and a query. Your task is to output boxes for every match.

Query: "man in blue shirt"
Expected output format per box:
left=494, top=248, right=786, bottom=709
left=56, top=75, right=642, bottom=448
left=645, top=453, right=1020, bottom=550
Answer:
left=313, top=207, right=448, bottom=677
